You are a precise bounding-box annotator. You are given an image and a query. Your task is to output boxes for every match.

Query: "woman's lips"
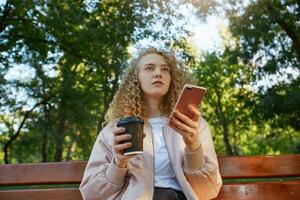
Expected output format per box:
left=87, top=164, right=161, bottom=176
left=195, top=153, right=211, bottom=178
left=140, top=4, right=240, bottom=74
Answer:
left=152, top=81, right=163, bottom=85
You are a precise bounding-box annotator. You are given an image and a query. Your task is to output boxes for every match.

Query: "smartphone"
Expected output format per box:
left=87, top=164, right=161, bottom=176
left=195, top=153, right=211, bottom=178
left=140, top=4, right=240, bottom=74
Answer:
left=169, top=84, right=206, bottom=119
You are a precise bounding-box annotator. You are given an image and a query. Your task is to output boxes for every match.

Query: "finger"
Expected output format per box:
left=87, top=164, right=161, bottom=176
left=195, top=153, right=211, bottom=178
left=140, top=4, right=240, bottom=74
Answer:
left=173, top=111, right=197, bottom=129
left=170, top=120, right=182, bottom=135
left=117, top=154, right=135, bottom=162
left=114, top=134, right=131, bottom=145
left=114, top=142, right=132, bottom=152
left=122, top=154, right=137, bottom=160
left=170, top=117, right=194, bottom=136
left=188, top=105, right=201, bottom=122
left=113, top=127, right=126, bottom=136
left=169, top=120, right=188, bottom=138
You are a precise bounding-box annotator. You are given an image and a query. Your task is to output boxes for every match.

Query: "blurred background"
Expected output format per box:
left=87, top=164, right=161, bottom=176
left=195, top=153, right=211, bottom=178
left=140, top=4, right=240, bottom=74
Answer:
left=0, top=0, right=299, bottom=164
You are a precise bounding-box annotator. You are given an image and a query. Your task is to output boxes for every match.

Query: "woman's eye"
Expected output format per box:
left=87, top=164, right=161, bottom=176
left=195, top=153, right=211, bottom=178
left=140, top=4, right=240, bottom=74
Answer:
left=145, top=66, right=153, bottom=71
left=162, top=67, right=170, bottom=72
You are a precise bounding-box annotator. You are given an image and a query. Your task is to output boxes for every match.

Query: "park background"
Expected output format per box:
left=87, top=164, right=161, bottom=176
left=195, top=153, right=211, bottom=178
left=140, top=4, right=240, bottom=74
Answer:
left=0, top=0, right=299, bottom=164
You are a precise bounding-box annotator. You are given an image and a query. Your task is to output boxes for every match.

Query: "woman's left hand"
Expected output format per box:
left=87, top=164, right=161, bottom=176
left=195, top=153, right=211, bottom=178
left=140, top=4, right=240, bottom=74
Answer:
left=169, top=105, right=201, bottom=152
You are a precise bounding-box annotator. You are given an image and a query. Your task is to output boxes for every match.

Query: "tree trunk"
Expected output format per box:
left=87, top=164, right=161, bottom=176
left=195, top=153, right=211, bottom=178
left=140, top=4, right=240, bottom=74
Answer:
left=42, top=103, right=49, bottom=162
left=66, top=138, right=76, bottom=161
left=215, top=89, right=234, bottom=156
left=55, top=99, right=65, bottom=162
left=96, top=51, right=121, bottom=133
left=232, top=126, right=240, bottom=156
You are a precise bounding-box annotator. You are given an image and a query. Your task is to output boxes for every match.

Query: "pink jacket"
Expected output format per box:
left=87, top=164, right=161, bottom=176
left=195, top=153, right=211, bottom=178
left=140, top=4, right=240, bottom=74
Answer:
left=79, top=117, right=222, bottom=200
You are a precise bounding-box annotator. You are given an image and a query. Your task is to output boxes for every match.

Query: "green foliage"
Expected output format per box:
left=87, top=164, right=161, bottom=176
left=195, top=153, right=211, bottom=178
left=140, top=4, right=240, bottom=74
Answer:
left=0, top=0, right=203, bottom=163
left=194, top=49, right=300, bottom=155
left=224, top=0, right=300, bottom=130
left=191, top=0, right=300, bottom=155
left=227, top=0, right=300, bottom=68
left=194, top=50, right=257, bottom=155
left=0, top=0, right=299, bottom=164
left=0, top=0, right=138, bottom=163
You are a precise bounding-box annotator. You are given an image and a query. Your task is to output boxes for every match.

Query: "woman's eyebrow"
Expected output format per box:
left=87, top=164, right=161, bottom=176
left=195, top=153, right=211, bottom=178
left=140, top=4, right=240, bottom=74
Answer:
left=143, top=63, right=169, bottom=67
left=144, top=63, right=155, bottom=66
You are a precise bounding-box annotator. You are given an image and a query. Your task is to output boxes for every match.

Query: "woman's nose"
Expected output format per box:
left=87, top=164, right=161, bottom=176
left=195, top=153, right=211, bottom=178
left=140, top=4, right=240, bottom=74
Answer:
left=155, top=74, right=162, bottom=78
left=154, top=69, right=162, bottom=78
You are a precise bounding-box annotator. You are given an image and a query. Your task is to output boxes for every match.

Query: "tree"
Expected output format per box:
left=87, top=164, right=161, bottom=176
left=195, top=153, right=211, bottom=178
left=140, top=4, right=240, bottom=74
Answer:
left=194, top=47, right=257, bottom=155
left=191, top=0, right=300, bottom=154
left=224, top=0, right=300, bottom=130
left=0, top=0, right=203, bottom=163
left=0, top=0, right=138, bottom=163
left=194, top=47, right=300, bottom=155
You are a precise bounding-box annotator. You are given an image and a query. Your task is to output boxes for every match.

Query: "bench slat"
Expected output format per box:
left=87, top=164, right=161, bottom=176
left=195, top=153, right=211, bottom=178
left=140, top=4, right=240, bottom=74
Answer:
left=1, top=155, right=300, bottom=186
left=0, top=161, right=86, bottom=186
left=0, top=188, right=82, bottom=200
left=218, top=154, right=300, bottom=178
left=214, top=180, right=300, bottom=200
left=1, top=181, right=299, bottom=200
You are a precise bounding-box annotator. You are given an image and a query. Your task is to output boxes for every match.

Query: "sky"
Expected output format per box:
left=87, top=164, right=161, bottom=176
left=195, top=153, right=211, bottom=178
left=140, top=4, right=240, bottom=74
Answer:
left=129, top=1, right=225, bottom=56
left=190, top=16, right=224, bottom=52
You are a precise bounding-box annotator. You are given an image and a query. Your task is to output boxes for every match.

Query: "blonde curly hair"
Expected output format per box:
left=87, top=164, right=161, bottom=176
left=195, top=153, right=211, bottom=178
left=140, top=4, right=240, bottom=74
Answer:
left=104, top=47, right=195, bottom=125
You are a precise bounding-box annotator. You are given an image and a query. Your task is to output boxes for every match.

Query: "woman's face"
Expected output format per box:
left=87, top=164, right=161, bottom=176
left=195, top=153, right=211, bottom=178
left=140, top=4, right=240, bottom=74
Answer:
left=137, top=53, right=171, bottom=100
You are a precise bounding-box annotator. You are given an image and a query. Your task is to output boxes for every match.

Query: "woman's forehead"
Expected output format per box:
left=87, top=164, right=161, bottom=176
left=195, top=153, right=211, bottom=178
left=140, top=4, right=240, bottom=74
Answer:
left=137, top=53, right=169, bottom=67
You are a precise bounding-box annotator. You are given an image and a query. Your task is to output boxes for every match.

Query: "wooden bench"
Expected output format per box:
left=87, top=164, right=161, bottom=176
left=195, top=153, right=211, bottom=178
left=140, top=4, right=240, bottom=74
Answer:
left=1, top=154, right=300, bottom=200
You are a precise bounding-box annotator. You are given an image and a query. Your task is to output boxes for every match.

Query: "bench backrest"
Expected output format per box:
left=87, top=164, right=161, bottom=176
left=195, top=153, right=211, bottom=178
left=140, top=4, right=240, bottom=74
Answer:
left=1, top=154, right=300, bottom=200
left=215, top=155, right=300, bottom=200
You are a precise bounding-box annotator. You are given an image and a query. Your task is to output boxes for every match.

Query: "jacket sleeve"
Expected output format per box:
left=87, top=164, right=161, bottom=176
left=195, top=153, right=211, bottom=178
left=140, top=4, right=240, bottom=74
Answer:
left=182, top=118, right=222, bottom=200
left=79, top=126, right=128, bottom=200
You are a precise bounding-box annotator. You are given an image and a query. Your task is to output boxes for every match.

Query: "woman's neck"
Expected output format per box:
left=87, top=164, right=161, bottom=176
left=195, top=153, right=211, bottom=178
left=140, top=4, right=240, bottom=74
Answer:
left=145, top=97, right=163, bottom=118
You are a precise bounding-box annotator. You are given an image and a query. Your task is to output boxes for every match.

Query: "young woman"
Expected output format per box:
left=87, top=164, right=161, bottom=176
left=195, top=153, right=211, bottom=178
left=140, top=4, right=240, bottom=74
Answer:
left=79, top=48, right=222, bottom=200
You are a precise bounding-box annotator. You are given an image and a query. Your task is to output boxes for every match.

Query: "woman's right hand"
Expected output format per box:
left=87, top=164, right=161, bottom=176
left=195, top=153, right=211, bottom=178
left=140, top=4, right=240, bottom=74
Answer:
left=113, top=127, right=134, bottom=168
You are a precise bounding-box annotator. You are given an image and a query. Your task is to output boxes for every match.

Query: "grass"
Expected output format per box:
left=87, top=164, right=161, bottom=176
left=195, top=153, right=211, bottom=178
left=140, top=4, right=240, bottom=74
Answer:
left=0, top=184, right=80, bottom=191
left=223, top=176, right=300, bottom=184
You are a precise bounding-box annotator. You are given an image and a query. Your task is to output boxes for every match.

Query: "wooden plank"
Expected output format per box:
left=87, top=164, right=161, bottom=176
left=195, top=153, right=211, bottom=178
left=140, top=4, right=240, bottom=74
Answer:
left=0, top=188, right=83, bottom=200
left=1, top=181, right=299, bottom=200
left=1, top=155, right=300, bottom=185
left=218, top=154, right=300, bottom=179
left=0, top=161, right=87, bottom=186
left=213, top=180, right=300, bottom=200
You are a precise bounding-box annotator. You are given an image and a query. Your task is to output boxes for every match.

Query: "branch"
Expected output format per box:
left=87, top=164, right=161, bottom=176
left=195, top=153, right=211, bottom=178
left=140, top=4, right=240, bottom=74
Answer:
left=0, top=0, right=12, bottom=33
left=1, top=33, right=84, bottom=61
left=266, top=3, right=300, bottom=62
left=3, top=96, right=52, bottom=164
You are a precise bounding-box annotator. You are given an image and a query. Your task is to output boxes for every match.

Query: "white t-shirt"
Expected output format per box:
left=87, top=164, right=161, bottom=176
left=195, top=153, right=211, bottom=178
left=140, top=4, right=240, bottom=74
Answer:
left=148, top=117, right=182, bottom=191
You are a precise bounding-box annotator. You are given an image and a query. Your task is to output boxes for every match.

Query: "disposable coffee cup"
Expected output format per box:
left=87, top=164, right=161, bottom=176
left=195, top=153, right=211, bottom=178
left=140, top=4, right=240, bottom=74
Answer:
left=117, top=116, right=144, bottom=156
